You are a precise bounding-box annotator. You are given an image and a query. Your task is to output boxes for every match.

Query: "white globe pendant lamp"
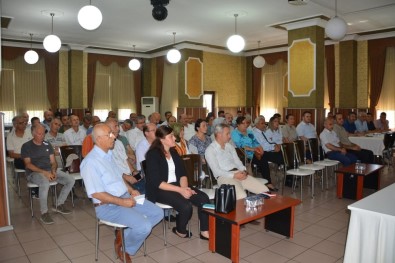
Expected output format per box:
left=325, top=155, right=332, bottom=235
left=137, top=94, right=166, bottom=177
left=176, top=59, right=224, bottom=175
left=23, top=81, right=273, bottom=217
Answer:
left=129, top=45, right=141, bottom=71
left=253, top=41, right=266, bottom=68
left=167, top=32, right=181, bottom=64
left=24, top=34, right=39, bottom=65
left=325, top=0, right=347, bottom=41
left=78, top=1, right=103, bottom=31
left=226, top=14, right=245, bottom=53
left=43, top=13, right=62, bottom=53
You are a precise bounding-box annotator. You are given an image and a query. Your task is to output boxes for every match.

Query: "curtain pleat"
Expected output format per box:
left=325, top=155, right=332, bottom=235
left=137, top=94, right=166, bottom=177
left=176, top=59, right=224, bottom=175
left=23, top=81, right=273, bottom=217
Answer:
left=156, top=56, right=165, bottom=107
left=325, top=45, right=335, bottom=112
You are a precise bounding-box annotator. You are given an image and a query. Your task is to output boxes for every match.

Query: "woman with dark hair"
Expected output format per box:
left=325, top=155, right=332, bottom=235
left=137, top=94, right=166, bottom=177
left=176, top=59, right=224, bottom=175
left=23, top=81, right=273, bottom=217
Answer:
left=189, top=119, right=212, bottom=160
left=145, top=126, right=210, bottom=240
left=231, top=116, right=277, bottom=191
left=170, top=122, right=190, bottom=156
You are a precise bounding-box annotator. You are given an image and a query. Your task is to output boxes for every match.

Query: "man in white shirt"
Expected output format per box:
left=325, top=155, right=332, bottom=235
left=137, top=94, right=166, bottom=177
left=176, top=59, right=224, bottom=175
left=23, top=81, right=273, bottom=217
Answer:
left=319, top=118, right=357, bottom=166
left=79, top=115, right=92, bottom=134
left=64, top=114, right=86, bottom=145
left=120, top=119, right=133, bottom=137
left=7, top=116, right=33, bottom=169
left=45, top=118, right=67, bottom=167
left=135, top=123, right=157, bottom=171
left=126, top=115, right=146, bottom=151
left=205, top=123, right=269, bottom=200
left=296, top=111, right=317, bottom=140
left=179, top=114, right=195, bottom=141
left=355, top=111, right=369, bottom=133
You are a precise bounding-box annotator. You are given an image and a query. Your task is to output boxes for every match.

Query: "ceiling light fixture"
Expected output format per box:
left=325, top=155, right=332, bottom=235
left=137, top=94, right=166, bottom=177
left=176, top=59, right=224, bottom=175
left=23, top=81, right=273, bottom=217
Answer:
left=43, top=13, right=62, bottom=53
left=253, top=41, right=266, bottom=68
left=129, top=45, right=141, bottom=71
left=226, top=14, right=245, bottom=53
left=151, top=0, right=169, bottom=21
left=167, top=32, right=181, bottom=64
left=325, top=0, right=347, bottom=41
left=78, top=0, right=103, bottom=30
left=24, top=33, right=39, bottom=65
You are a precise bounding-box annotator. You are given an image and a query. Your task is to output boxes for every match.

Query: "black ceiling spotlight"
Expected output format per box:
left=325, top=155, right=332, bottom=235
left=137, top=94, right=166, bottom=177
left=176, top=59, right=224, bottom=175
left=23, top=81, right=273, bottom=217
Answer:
left=151, top=0, right=169, bottom=21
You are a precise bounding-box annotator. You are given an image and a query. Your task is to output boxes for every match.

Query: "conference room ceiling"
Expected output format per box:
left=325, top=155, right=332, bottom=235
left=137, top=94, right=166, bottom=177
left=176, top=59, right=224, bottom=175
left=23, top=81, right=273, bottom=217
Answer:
left=2, top=0, right=395, bottom=54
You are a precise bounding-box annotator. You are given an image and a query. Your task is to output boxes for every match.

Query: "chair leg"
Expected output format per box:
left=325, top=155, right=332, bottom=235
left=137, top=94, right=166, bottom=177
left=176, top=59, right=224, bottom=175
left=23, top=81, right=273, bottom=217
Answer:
left=300, top=177, right=303, bottom=201
left=162, top=215, right=167, bottom=246
left=120, top=228, right=126, bottom=263
left=29, top=188, right=34, bottom=217
left=95, top=219, right=99, bottom=261
left=143, top=240, right=147, bottom=256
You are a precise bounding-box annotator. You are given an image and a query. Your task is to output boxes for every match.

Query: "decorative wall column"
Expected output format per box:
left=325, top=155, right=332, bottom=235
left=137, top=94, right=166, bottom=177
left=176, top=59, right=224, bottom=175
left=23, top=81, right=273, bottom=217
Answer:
left=68, top=48, right=87, bottom=108
left=338, top=40, right=358, bottom=108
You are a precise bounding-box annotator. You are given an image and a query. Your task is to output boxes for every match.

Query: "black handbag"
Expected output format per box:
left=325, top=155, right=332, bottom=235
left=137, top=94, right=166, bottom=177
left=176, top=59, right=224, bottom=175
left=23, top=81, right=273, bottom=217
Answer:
left=214, top=184, right=236, bottom=214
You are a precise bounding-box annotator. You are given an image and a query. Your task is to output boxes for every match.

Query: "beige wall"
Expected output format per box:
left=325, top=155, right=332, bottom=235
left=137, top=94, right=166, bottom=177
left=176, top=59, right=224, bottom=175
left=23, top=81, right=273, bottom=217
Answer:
left=357, top=40, right=369, bottom=108
left=203, top=52, right=246, bottom=107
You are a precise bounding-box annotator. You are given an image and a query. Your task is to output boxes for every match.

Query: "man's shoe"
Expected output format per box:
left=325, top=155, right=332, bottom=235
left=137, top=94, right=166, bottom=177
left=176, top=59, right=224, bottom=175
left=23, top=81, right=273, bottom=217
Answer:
left=40, top=212, right=54, bottom=225
left=52, top=205, right=72, bottom=215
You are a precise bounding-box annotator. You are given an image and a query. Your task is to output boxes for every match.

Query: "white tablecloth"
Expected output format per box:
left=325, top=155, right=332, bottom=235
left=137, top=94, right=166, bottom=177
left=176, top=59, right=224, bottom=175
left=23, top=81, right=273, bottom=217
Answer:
left=344, top=183, right=395, bottom=263
left=349, top=135, right=385, bottom=156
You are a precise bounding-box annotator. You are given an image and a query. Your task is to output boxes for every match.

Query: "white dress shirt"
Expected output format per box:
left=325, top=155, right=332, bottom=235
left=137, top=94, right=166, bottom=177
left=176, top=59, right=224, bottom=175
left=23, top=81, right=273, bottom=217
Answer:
left=205, top=140, right=245, bottom=179
left=319, top=128, right=341, bottom=153
left=296, top=121, right=317, bottom=139
left=183, top=124, right=196, bottom=141
left=112, top=140, right=130, bottom=174
left=126, top=128, right=145, bottom=151
left=135, top=138, right=150, bottom=170
left=63, top=127, right=86, bottom=145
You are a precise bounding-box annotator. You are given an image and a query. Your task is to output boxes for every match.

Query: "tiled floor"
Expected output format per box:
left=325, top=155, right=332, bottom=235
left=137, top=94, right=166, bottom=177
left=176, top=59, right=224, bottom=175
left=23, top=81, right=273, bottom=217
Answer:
left=1, top=164, right=394, bottom=263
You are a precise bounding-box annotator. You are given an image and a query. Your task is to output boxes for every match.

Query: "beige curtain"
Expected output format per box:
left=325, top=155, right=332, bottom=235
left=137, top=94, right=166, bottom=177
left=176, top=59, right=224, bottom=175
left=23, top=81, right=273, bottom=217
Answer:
left=324, top=59, right=330, bottom=114
left=376, top=47, right=395, bottom=128
left=93, top=61, right=135, bottom=120
left=259, top=60, right=288, bottom=118
left=160, top=62, right=178, bottom=117
left=1, top=56, right=49, bottom=123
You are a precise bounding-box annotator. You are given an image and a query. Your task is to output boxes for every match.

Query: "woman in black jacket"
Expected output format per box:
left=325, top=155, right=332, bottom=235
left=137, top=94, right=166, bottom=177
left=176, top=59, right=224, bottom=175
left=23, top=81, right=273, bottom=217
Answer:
left=145, top=126, right=210, bottom=240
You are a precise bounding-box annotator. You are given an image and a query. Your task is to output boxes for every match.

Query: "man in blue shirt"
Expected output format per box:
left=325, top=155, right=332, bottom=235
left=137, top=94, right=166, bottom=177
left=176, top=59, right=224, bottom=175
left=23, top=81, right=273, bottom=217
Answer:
left=343, top=112, right=358, bottom=134
left=355, top=111, right=369, bottom=133
left=81, top=124, right=162, bottom=262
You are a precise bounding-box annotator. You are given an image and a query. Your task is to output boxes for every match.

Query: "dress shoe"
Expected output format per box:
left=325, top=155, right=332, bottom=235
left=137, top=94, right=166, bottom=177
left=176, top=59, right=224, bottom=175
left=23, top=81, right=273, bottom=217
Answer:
left=172, top=227, right=192, bottom=238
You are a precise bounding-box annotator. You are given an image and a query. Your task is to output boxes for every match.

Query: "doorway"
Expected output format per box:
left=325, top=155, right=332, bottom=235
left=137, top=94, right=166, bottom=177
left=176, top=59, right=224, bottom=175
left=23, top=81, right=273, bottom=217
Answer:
left=203, top=91, right=215, bottom=115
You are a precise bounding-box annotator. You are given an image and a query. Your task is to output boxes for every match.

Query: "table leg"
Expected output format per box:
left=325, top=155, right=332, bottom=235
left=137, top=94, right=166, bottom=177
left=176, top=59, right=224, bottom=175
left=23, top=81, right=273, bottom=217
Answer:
left=231, top=224, right=240, bottom=263
left=337, top=173, right=344, bottom=198
left=208, top=215, right=216, bottom=252
left=356, top=176, right=364, bottom=200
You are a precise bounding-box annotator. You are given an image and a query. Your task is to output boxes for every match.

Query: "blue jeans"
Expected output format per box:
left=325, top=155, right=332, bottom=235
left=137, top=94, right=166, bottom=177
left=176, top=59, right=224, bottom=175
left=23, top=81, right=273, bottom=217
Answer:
left=327, top=151, right=358, bottom=166
left=28, top=169, right=75, bottom=214
left=95, top=193, right=162, bottom=255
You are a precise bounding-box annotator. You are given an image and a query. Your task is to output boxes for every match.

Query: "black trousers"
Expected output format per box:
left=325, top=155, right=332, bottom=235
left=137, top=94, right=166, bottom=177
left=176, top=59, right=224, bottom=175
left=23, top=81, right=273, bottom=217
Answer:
left=347, top=149, right=374, bottom=164
left=14, top=158, right=25, bottom=169
left=252, top=151, right=284, bottom=184
left=156, top=187, right=209, bottom=234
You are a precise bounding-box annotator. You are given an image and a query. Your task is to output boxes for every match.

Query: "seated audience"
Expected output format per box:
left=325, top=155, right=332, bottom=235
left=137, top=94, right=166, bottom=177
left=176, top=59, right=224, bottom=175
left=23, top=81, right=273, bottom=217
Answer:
left=167, top=116, right=177, bottom=126
left=320, top=118, right=358, bottom=166
left=120, top=119, right=133, bottom=137
left=366, top=112, right=377, bottom=131
left=45, top=118, right=67, bottom=167
left=80, top=124, right=162, bottom=262
left=31, top=117, right=41, bottom=127
left=64, top=114, right=86, bottom=145
left=108, top=111, right=117, bottom=119
left=296, top=111, right=317, bottom=140
left=333, top=113, right=374, bottom=163
left=7, top=116, right=33, bottom=169
left=231, top=116, right=276, bottom=191
left=343, top=112, right=358, bottom=134
left=160, top=111, right=173, bottom=126
left=59, top=115, right=70, bottom=133
left=79, top=115, right=92, bottom=134
left=355, top=111, right=369, bottom=133
left=135, top=123, right=157, bottom=171
left=42, top=110, right=54, bottom=132
left=21, top=124, right=75, bottom=224
left=374, top=112, right=391, bottom=131
left=86, top=116, right=101, bottom=135
left=129, top=112, right=138, bottom=127
left=148, top=112, right=161, bottom=126
left=179, top=114, right=195, bottom=141
left=206, top=115, right=215, bottom=136
left=282, top=114, right=298, bottom=143
left=126, top=115, right=146, bottom=151
left=206, top=123, right=269, bottom=200
left=145, top=126, right=210, bottom=240
left=171, top=123, right=190, bottom=156
left=188, top=119, right=212, bottom=160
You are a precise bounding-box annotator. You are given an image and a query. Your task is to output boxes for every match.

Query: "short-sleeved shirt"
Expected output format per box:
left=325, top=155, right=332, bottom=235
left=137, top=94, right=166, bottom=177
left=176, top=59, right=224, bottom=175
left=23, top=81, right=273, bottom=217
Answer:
left=6, top=130, right=33, bottom=154
left=319, top=128, right=340, bottom=153
left=374, top=119, right=389, bottom=130
left=80, top=145, right=128, bottom=204
left=117, top=135, right=130, bottom=152
left=21, top=140, right=54, bottom=176
left=231, top=129, right=260, bottom=159
left=135, top=138, right=150, bottom=170
left=343, top=119, right=357, bottom=134
left=188, top=134, right=212, bottom=157
left=45, top=132, right=66, bottom=147
left=296, top=121, right=317, bottom=139
left=281, top=124, right=298, bottom=142
left=253, top=127, right=282, bottom=152
left=126, top=128, right=144, bottom=151
left=64, top=128, right=86, bottom=145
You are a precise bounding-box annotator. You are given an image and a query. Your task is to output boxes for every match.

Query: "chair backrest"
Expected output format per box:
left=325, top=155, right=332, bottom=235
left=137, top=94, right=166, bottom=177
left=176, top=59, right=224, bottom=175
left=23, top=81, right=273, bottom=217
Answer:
left=181, top=154, right=201, bottom=187
left=383, top=133, right=393, bottom=150
left=294, top=140, right=306, bottom=164
left=235, top=148, right=247, bottom=165
left=59, top=145, right=82, bottom=173
left=307, top=138, right=323, bottom=161
left=281, top=142, right=298, bottom=170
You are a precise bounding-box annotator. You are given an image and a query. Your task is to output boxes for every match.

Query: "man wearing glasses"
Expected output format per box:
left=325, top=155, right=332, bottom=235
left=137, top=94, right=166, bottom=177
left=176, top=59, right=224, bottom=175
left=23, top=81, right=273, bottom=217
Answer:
left=135, top=123, right=157, bottom=171
left=126, top=115, right=146, bottom=151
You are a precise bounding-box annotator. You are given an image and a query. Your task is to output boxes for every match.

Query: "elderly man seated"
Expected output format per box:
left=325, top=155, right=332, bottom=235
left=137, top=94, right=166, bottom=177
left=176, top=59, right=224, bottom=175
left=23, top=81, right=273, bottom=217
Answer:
left=205, top=123, right=269, bottom=200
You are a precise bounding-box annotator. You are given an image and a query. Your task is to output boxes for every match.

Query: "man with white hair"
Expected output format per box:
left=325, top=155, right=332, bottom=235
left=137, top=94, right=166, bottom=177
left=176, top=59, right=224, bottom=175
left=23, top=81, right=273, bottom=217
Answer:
left=205, top=123, right=269, bottom=200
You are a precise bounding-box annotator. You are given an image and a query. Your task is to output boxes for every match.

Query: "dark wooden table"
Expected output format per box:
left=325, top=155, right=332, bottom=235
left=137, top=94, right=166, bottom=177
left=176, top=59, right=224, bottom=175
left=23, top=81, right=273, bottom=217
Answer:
left=336, top=163, right=384, bottom=200
left=203, top=195, right=301, bottom=263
